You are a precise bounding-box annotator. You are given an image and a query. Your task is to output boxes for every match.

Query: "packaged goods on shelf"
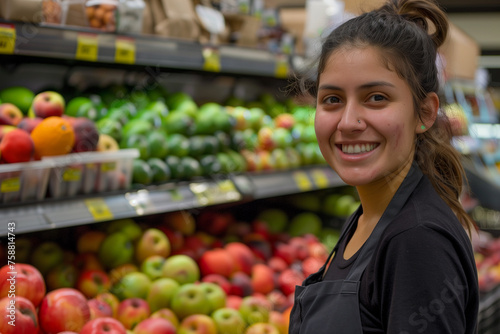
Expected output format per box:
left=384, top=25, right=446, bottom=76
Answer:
left=0, top=0, right=45, bottom=23
left=0, top=160, right=51, bottom=204
left=42, top=148, right=139, bottom=198
left=150, top=0, right=200, bottom=41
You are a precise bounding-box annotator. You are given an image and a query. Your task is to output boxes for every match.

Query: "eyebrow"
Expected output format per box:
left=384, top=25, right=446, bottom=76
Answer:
left=318, top=81, right=396, bottom=91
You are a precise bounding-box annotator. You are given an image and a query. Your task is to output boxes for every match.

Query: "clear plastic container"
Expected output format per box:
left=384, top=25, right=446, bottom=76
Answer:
left=43, top=149, right=139, bottom=199
left=86, top=0, right=119, bottom=32
left=0, top=160, right=51, bottom=204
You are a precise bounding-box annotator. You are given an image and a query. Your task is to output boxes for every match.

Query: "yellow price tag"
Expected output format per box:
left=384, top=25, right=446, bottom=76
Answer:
left=218, top=180, right=237, bottom=192
left=1, top=177, right=20, bottom=193
left=101, top=162, right=116, bottom=172
left=63, top=168, right=82, bottom=182
left=170, top=189, right=183, bottom=202
left=0, top=24, right=16, bottom=54
left=311, top=169, right=329, bottom=189
left=115, top=38, right=136, bottom=64
left=76, top=33, right=98, bottom=62
left=85, top=198, right=114, bottom=221
left=202, top=47, right=221, bottom=72
left=293, top=171, right=312, bottom=191
left=275, top=54, right=289, bottom=79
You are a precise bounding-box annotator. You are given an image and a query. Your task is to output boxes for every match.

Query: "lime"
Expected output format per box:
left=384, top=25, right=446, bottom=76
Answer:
left=166, top=134, right=190, bottom=157
left=202, top=136, right=219, bottom=155
left=66, top=97, right=95, bottom=118
left=199, top=155, right=223, bottom=176
left=106, top=108, right=129, bottom=126
left=242, top=129, right=258, bottom=150
left=163, top=112, right=194, bottom=135
left=165, top=156, right=184, bottom=180
left=188, top=135, right=206, bottom=158
left=130, top=90, right=150, bottom=111
left=120, top=134, right=150, bottom=160
left=147, top=86, right=168, bottom=102
left=109, top=100, right=137, bottom=118
left=147, top=158, right=171, bottom=183
left=146, top=100, right=169, bottom=117
left=167, top=92, right=197, bottom=116
left=122, top=119, right=153, bottom=138
left=216, top=152, right=235, bottom=173
left=225, top=96, right=245, bottom=107
left=134, top=109, right=163, bottom=128
left=226, top=150, right=247, bottom=172
left=0, top=86, right=34, bottom=115
left=180, top=156, right=203, bottom=180
left=192, top=112, right=215, bottom=135
left=214, top=131, right=231, bottom=151
left=96, top=118, right=123, bottom=142
left=132, top=159, right=153, bottom=185
left=213, top=112, right=233, bottom=133
left=147, top=130, right=169, bottom=159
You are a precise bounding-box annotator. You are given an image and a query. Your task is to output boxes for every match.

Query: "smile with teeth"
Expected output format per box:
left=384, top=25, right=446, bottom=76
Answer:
left=341, top=143, right=378, bottom=154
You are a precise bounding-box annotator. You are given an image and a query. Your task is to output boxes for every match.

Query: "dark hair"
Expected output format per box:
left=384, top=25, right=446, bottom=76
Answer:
left=305, top=0, right=475, bottom=233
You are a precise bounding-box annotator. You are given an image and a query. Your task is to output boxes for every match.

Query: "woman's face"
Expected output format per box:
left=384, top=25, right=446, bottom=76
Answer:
left=315, top=46, right=420, bottom=186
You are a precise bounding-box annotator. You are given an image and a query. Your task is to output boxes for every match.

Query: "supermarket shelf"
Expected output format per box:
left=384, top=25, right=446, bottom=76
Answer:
left=0, top=21, right=289, bottom=78
left=0, top=166, right=343, bottom=236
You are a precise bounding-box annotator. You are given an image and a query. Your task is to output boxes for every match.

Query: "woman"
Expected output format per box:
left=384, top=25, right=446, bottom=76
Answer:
left=289, top=0, right=479, bottom=333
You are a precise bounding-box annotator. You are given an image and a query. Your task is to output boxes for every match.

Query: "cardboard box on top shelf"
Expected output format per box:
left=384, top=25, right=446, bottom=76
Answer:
left=151, top=0, right=200, bottom=40
left=343, top=0, right=385, bottom=15
left=0, top=0, right=44, bottom=23
left=264, top=0, right=306, bottom=9
left=279, top=7, right=306, bottom=55
left=141, top=0, right=155, bottom=34
left=224, top=13, right=261, bottom=47
left=439, top=23, right=479, bottom=81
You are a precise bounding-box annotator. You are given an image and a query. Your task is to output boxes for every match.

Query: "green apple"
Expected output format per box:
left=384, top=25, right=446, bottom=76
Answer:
left=161, top=254, right=200, bottom=285
left=332, top=194, right=356, bottom=217
left=146, top=278, right=180, bottom=312
left=178, top=314, right=217, bottom=334
left=45, top=263, right=78, bottom=291
left=199, top=282, right=226, bottom=314
left=98, top=232, right=134, bottom=269
left=136, top=228, right=171, bottom=264
left=170, top=283, right=211, bottom=319
left=30, top=241, right=65, bottom=275
left=245, top=323, right=280, bottom=334
left=256, top=209, right=288, bottom=234
left=287, top=212, right=322, bottom=237
left=111, top=271, right=151, bottom=301
left=211, top=308, right=246, bottom=334
left=238, top=296, right=272, bottom=325
left=106, top=218, right=143, bottom=242
left=140, top=255, right=166, bottom=280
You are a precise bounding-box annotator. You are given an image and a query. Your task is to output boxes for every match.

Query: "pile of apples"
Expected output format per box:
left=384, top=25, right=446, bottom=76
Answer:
left=0, top=208, right=332, bottom=334
left=474, top=232, right=500, bottom=293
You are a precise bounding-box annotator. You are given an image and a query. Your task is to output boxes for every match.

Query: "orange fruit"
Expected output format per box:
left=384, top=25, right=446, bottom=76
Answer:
left=31, top=116, right=75, bottom=158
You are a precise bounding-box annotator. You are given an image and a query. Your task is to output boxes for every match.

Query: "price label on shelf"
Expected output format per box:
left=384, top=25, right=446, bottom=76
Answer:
left=169, top=189, right=184, bottom=202
left=0, top=24, right=16, bottom=54
left=202, top=46, right=221, bottom=72
left=274, top=54, right=289, bottom=79
left=63, top=168, right=82, bottom=182
left=311, top=169, right=329, bottom=189
left=293, top=171, right=312, bottom=191
left=0, top=177, right=20, bottom=193
left=115, top=37, right=136, bottom=64
left=190, top=180, right=240, bottom=206
left=85, top=198, right=113, bottom=221
left=76, top=33, right=98, bottom=62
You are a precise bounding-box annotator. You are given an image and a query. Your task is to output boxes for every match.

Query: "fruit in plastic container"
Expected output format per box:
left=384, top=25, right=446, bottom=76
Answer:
left=0, top=103, right=23, bottom=126
left=0, top=128, right=34, bottom=163
left=29, top=91, right=65, bottom=118
left=31, top=116, right=75, bottom=158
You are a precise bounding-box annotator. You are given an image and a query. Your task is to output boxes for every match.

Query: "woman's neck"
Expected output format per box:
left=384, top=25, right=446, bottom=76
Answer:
left=356, top=158, right=413, bottom=228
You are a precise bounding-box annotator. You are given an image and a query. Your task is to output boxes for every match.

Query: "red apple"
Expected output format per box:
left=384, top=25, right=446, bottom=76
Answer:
left=77, top=269, right=111, bottom=298
left=161, top=254, right=200, bottom=285
left=201, top=274, right=231, bottom=295
left=0, top=125, right=15, bottom=142
left=288, top=237, right=310, bottom=261
left=224, top=242, right=256, bottom=275
left=116, top=298, right=151, bottom=330
left=74, top=252, right=106, bottom=272
left=67, top=117, right=99, bottom=152
left=251, top=264, right=275, bottom=295
left=245, top=237, right=273, bottom=261
left=267, top=257, right=288, bottom=273
left=0, top=263, right=46, bottom=307
left=266, top=290, right=291, bottom=313
left=197, top=211, right=234, bottom=236
left=17, top=116, right=42, bottom=133
left=273, top=242, right=297, bottom=266
left=0, top=128, right=34, bottom=163
left=136, top=228, right=171, bottom=264
left=156, top=226, right=184, bottom=252
left=178, top=314, right=217, bottom=334
left=29, top=91, right=65, bottom=118
left=0, top=296, right=39, bottom=334
left=0, top=103, right=23, bottom=126
left=88, top=298, right=113, bottom=319
left=246, top=322, right=280, bottom=334
left=278, top=269, right=305, bottom=296
left=274, top=113, right=295, bottom=130
left=308, top=242, right=329, bottom=262
left=229, top=271, right=253, bottom=297
left=225, top=295, right=242, bottom=310
left=133, top=317, right=177, bottom=334
left=302, top=256, right=325, bottom=277
left=270, top=310, right=287, bottom=334
left=151, top=308, right=180, bottom=328
left=95, top=292, right=120, bottom=318
left=39, top=288, right=90, bottom=333
left=80, top=317, right=127, bottom=334
left=199, top=248, right=235, bottom=278
left=77, top=230, right=108, bottom=254
left=163, top=210, right=196, bottom=236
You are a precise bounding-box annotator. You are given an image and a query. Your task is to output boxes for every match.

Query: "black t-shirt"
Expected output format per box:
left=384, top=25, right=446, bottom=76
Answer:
left=323, top=176, right=479, bottom=333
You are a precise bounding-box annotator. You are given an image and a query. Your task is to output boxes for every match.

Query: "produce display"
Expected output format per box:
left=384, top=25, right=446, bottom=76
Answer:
left=474, top=232, right=500, bottom=293
left=0, top=189, right=361, bottom=334
left=0, top=84, right=324, bottom=202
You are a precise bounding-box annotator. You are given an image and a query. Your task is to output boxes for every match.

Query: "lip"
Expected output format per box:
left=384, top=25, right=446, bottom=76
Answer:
left=335, top=142, right=379, bottom=161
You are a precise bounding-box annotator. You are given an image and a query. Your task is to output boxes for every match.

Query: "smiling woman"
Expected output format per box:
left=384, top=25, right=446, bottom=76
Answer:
left=288, top=0, right=479, bottom=333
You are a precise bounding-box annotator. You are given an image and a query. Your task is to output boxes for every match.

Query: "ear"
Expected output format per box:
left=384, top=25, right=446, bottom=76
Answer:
left=416, top=92, right=439, bottom=134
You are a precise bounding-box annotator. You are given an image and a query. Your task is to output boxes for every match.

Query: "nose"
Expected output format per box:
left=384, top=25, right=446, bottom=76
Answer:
left=337, top=101, right=364, bottom=132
